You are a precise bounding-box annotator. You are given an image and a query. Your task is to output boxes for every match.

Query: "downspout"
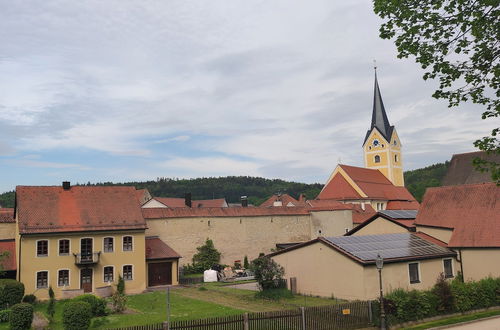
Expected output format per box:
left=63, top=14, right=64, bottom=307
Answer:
left=458, top=249, right=464, bottom=282
left=17, top=235, right=22, bottom=282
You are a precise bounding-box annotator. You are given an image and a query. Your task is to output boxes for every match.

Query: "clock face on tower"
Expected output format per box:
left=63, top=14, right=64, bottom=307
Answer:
left=373, top=139, right=380, bottom=147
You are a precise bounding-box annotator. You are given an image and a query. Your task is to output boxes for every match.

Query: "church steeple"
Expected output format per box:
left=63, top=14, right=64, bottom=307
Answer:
left=362, top=66, right=405, bottom=187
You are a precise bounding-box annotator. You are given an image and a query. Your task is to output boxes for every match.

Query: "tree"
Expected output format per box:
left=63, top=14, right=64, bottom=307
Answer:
left=191, top=239, right=221, bottom=272
left=373, top=0, right=499, bottom=183
left=250, top=256, right=285, bottom=290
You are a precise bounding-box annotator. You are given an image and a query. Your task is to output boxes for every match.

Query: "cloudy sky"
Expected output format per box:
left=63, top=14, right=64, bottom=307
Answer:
left=0, top=1, right=494, bottom=193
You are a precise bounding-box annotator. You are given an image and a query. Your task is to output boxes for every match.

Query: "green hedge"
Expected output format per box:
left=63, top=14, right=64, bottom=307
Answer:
left=9, top=303, right=33, bottom=330
left=72, top=294, right=107, bottom=316
left=0, top=309, right=10, bottom=323
left=372, top=276, right=500, bottom=325
left=63, top=301, right=92, bottom=330
left=0, top=279, right=25, bottom=309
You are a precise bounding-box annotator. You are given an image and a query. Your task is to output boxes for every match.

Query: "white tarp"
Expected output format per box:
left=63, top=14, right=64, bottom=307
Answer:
left=203, top=269, right=218, bottom=282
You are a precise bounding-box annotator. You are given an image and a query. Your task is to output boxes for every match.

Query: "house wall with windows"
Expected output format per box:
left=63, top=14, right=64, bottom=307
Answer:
left=16, top=230, right=146, bottom=300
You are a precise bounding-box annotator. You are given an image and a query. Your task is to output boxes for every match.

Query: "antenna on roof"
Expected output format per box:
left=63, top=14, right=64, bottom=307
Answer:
left=373, top=59, right=377, bottom=71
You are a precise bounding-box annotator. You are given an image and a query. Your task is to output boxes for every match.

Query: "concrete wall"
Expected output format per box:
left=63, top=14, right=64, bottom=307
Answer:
left=0, top=223, right=15, bottom=240
left=351, top=217, right=408, bottom=236
left=272, top=241, right=458, bottom=300
left=460, top=248, right=500, bottom=281
left=17, top=230, right=146, bottom=299
left=416, top=226, right=453, bottom=244
left=146, top=210, right=352, bottom=266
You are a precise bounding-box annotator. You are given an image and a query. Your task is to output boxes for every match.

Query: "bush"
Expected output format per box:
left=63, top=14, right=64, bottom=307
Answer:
left=47, top=286, right=55, bottom=320
left=117, top=275, right=125, bottom=295
left=250, top=256, right=285, bottom=290
left=0, top=309, right=10, bottom=323
left=111, top=291, right=127, bottom=313
left=63, top=301, right=92, bottom=330
left=433, top=274, right=454, bottom=313
left=9, top=303, right=33, bottom=330
left=243, top=256, right=249, bottom=269
left=21, top=294, right=36, bottom=304
left=0, top=279, right=24, bottom=309
left=191, top=239, right=221, bottom=272
left=73, top=294, right=107, bottom=316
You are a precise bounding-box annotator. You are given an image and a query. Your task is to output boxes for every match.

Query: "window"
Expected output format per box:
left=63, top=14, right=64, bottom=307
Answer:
left=123, top=265, right=133, bottom=280
left=409, top=263, right=420, bottom=283
left=374, top=155, right=381, bottom=163
left=37, top=240, right=48, bottom=257
left=58, top=270, right=69, bottom=287
left=104, top=237, right=114, bottom=253
left=104, top=266, right=114, bottom=282
left=123, top=236, right=133, bottom=251
left=37, top=271, right=48, bottom=288
left=59, top=239, right=70, bottom=255
left=443, top=259, right=454, bottom=278
left=394, top=154, right=398, bottom=163
left=376, top=202, right=385, bottom=211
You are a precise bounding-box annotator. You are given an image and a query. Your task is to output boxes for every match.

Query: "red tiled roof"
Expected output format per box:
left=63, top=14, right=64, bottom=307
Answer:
left=135, top=189, right=151, bottom=205
left=442, top=151, right=500, bottom=186
left=317, top=173, right=362, bottom=200
left=260, top=194, right=303, bottom=207
left=145, top=237, right=181, bottom=259
left=0, top=239, right=16, bottom=271
left=0, top=208, right=15, bottom=223
left=318, top=165, right=417, bottom=202
left=17, top=186, right=147, bottom=234
left=415, top=183, right=500, bottom=247
left=155, top=197, right=227, bottom=208
left=386, top=201, right=419, bottom=210
left=142, top=206, right=312, bottom=219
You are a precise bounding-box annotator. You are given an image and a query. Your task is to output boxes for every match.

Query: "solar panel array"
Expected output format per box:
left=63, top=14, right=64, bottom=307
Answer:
left=379, top=209, right=418, bottom=219
left=325, top=233, right=453, bottom=262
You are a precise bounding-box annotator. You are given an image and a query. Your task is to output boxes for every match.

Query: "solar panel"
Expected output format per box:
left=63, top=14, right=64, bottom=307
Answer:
left=325, top=233, right=452, bottom=262
left=380, top=209, right=418, bottom=219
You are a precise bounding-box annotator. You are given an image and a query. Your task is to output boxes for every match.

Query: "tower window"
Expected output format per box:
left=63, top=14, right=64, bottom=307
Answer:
left=374, top=155, right=381, bottom=163
left=395, top=154, right=398, bottom=162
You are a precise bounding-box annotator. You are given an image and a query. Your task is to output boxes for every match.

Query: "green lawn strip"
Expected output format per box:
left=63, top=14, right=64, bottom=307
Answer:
left=180, top=273, right=204, bottom=279
left=402, top=310, right=500, bottom=330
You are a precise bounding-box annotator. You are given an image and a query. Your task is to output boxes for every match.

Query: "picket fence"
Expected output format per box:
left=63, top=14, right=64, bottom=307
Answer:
left=112, top=300, right=372, bottom=330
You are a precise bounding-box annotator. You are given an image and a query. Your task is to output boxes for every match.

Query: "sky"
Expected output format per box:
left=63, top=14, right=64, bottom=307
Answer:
left=0, top=0, right=495, bottom=193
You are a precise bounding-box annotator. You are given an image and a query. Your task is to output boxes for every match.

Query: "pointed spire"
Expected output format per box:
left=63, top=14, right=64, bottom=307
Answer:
left=371, top=65, right=392, bottom=141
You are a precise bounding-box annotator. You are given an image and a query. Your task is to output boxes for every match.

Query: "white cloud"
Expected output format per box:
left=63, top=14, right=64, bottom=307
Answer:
left=160, top=157, right=260, bottom=177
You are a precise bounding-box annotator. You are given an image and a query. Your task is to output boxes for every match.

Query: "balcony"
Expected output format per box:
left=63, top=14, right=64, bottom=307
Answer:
left=73, top=252, right=101, bottom=266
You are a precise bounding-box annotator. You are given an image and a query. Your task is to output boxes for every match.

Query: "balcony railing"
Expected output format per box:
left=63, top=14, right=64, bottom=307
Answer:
left=73, top=252, right=101, bottom=265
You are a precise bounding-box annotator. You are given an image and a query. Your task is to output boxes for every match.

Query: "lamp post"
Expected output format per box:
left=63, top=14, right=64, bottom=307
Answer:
left=376, top=254, right=386, bottom=330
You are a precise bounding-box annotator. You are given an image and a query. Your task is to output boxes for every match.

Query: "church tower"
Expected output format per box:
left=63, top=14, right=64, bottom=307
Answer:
left=362, top=68, right=404, bottom=186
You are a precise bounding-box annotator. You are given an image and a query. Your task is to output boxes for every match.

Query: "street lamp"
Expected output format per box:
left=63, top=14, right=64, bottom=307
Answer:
left=376, top=254, right=386, bottom=330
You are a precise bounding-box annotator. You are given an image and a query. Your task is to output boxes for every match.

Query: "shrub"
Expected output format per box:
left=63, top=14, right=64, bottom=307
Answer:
left=191, top=239, right=221, bottom=272
left=117, top=275, right=125, bottom=295
left=385, top=288, right=437, bottom=323
left=432, top=274, right=454, bottom=313
left=0, top=279, right=24, bottom=309
left=21, top=294, right=36, bottom=304
left=0, top=309, right=10, bottom=323
left=250, top=256, right=285, bottom=290
left=243, top=256, right=249, bottom=269
left=111, top=291, right=127, bottom=313
left=47, top=286, right=55, bottom=320
left=73, top=294, right=106, bottom=316
left=62, top=301, right=92, bottom=330
left=9, top=303, right=33, bottom=330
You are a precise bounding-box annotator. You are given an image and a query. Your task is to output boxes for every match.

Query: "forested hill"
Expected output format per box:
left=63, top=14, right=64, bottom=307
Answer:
left=0, top=163, right=450, bottom=207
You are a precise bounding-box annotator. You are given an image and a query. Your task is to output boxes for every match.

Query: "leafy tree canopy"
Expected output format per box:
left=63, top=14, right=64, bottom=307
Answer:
left=250, top=256, right=285, bottom=290
left=374, top=0, right=500, bottom=182
left=192, top=239, right=221, bottom=272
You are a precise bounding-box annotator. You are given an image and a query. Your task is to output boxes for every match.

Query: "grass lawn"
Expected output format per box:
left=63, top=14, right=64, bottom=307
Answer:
left=402, top=309, right=500, bottom=330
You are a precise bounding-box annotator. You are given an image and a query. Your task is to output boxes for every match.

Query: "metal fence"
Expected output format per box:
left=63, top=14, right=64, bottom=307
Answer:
left=113, top=301, right=372, bottom=330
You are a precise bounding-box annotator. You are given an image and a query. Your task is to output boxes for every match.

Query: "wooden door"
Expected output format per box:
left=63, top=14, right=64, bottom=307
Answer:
left=148, top=262, right=172, bottom=286
left=81, top=268, right=93, bottom=293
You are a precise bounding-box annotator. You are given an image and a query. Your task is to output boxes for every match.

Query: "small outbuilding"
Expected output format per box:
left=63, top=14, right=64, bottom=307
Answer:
left=268, top=233, right=456, bottom=300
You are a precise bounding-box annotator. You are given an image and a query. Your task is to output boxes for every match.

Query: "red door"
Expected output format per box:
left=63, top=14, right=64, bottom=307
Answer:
left=148, top=262, right=172, bottom=286
left=81, top=268, right=93, bottom=293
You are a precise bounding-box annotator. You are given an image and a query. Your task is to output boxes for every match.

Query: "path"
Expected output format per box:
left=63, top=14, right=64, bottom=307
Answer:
left=438, top=315, right=500, bottom=330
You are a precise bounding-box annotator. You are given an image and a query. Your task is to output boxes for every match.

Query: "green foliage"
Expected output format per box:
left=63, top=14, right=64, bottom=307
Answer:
left=0, top=191, right=14, bottom=208
left=73, top=294, right=106, bottom=317
left=243, top=256, right=249, bottom=269
left=250, top=256, right=285, bottom=290
left=62, top=301, right=92, bottom=330
left=9, top=303, right=33, bottom=330
left=0, top=251, right=8, bottom=277
left=451, top=277, right=500, bottom=312
left=47, top=286, right=55, bottom=320
left=254, top=288, right=294, bottom=300
left=0, top=309, right=9, bottom=323
left=117, top=274, right=125, bottom=295
left=432, top=274, right=455, bottom=313
left=373, top=0, right=499, bottom=181
left=191, top=239, right=221, bottom=273
left=111, top=291, right=127, bottom=313
left=0, top=279, right=24, bottom=309
left=21, top=294, right=36, bottom=305
left=404, top=162, right=449, bottom=201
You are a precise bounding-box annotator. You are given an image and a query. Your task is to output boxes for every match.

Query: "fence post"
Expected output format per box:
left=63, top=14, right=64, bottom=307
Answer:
left=368, top=300, right=373, bottom=324
left=243, top=312, right=249, bottom=330
left=162, top=321, right=169, bottom=330
left=301, top=307, right=306, bottom=330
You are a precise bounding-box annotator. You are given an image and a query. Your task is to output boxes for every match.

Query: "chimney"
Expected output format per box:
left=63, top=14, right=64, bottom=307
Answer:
left=298, top=194, right=305, bottom=202
left=361, top=202, right=365, bottom=211
left=184, top=193, right=192, bottom=208
left=240, top=196, right=248, bottom=207
left=62, top=181, right=71, bottom=190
